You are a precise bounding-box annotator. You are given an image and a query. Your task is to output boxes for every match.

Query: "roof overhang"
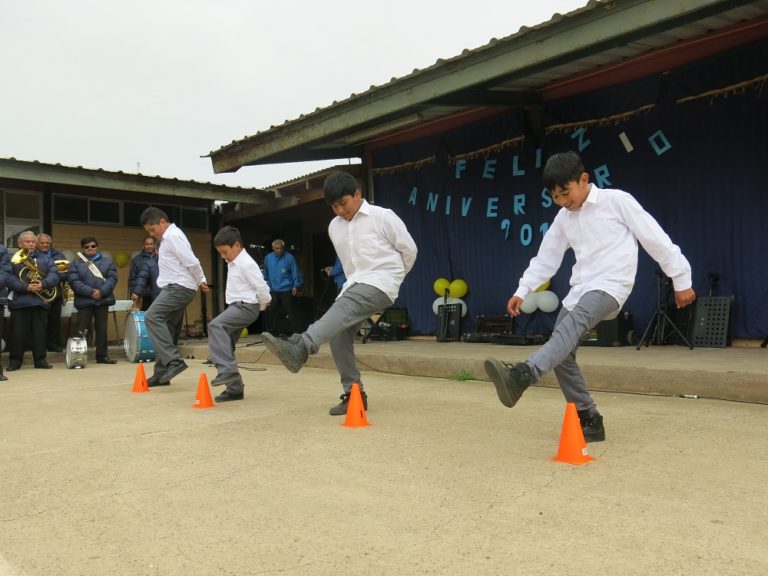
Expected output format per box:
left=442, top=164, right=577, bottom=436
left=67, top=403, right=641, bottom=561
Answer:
left=207, top=0, right=768, bottom=173
left=0, top=158, right=276, bottom=206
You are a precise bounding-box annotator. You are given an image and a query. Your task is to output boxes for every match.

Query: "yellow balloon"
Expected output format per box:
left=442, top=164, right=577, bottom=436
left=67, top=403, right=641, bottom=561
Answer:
left=433, top=278, right=450, bottom=297
left=113, top=251, right=130, bottom=268
left=535, top=279, right=551, bottom=292
left=241, top=328, right=249, bottom=337
left=448, top=278, right=468, bottom=299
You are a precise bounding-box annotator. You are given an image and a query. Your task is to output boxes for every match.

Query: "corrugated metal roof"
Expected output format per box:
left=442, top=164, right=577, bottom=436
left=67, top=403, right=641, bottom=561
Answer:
left=0, top=157, right=275, bottom=205
left=208, top=0, right=768, bottom=173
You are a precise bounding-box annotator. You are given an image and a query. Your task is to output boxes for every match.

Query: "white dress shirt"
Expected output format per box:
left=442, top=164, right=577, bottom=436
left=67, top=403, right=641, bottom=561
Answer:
left=329, top=199, right=417, bottom=301
left=225, top=249, right=271, bottom=307
left=157, top=223, right=206, bottom=290
left=515, top=186, right=692, bottom=316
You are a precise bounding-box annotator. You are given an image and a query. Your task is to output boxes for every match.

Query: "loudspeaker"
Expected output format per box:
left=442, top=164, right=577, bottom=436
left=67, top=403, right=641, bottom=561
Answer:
left=596, top=311, right=634, bottom=347
left=436, top=304, right=461, bottom=342
left=691, top=296, right=732, bottom=347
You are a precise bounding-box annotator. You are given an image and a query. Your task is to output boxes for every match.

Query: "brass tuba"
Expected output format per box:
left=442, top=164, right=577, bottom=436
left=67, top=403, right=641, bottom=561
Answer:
left=11, top=249, right=59, bottom=303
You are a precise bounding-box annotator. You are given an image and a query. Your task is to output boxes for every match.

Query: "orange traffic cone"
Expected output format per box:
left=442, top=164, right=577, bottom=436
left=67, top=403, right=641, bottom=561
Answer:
left=193, top=373, right=215, bottom=409
left=132, top=363, right=149, bottom=393
left=341, top=383, right=370, bottom=428
left=552, top=403, right=594, bottom=465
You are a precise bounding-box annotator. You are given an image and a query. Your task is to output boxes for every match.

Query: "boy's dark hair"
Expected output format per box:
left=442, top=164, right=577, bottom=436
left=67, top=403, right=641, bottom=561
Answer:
left=213, top=226, right=242, bottom=247
left=139, top=207, right=169, bottom=226
left=542, top=151, right=585, bottom=192
left=80, top=236, right=98, bottom=247
left=323, top=171, right=358, bottom=205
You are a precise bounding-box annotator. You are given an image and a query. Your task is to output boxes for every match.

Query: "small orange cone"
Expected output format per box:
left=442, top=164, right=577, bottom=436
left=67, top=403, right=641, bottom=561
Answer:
left=341, top=383, right=370, bottom=428
left=552, top=403, right=594, bottom=465
left=193, top=373, right=215, bottom=409
left=132, top=363, right=149, bottom=393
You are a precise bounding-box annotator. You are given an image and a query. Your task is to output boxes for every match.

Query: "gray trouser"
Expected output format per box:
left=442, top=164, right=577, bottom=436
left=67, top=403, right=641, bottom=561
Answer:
left=528, top=290, right=619, bottom=413
left=208, top=302, right=260, bottom=394
left=145, top=284, right=196, bottom=376
left=301, top=283, right=392, bottom=394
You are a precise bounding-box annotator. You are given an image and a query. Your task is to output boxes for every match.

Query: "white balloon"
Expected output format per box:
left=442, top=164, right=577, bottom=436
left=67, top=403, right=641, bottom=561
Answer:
left=432, top=296, right=468, bottom=317
left=537, top=290, right=560, bottom=313
left=130, top=250, right=141, bottom=260
left=101, top=250, right=112, bottom=261
left=520, top=292, right=539, bottom=314
left=61, top=249, right=75, bottom=262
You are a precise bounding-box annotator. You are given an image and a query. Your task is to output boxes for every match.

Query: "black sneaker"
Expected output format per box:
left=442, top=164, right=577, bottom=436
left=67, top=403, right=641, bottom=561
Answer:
left=159, top=360, right=188, bottom=384
left=261, top=333, right=308, bottom=373
left=211, top=372, right=241, bottom=387
left=483, top=358, right=535, bottom=408
left=578, top=410, right=606, bottom=443
left=215, top=390, right=244, bottom=402
left=147, top=374, right=169, bottom=387
left=329, top=391, right=368, bottom=416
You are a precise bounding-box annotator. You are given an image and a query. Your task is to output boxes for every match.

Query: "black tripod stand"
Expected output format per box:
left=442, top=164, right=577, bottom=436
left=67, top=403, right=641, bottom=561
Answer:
left=636, top=270, right=694, bottom=350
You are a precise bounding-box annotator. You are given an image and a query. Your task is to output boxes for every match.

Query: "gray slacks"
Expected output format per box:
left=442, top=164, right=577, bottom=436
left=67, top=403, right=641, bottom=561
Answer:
left=301, top=283, right=392, bottom=394
left=208, top=302, right=261, bottom=393
left=527, top=290, right=619, bottom=412
left=145, top=284, right=196, bottom=377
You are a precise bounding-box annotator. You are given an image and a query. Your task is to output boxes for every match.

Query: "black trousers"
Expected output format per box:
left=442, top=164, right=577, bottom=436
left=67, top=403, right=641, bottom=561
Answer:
left=141, top=296, right=154, bottom=312
left=267, top=291, right=301, bottom=334
left=76, top=305, right=109, bottom=359
left=46, top=295, right=63, bottom=350
left=10, top=306, right=48, bottom=366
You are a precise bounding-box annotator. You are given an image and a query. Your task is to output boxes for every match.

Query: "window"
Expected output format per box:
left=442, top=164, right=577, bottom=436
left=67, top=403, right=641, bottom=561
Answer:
left=53, top=195, right=208, bottom=230
left=89, top=199, right=121, bottom=224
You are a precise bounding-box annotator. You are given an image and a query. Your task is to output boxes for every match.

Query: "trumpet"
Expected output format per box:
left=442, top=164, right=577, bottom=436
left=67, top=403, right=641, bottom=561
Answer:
left=11, top=249, right=58, bottom=303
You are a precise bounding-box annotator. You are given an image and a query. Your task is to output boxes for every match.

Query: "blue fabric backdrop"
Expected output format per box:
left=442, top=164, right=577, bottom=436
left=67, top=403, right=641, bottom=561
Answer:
left=372, top=40, right=768, bottom=339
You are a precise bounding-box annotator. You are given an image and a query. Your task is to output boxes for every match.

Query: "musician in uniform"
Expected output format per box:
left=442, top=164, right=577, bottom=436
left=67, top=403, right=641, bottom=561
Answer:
left=36, top=233, right=68, bottom=353
left=128, top=236, right=160, bottom=311
left=6, top=231, right=60, bottom=371
left=0, top=243, right=11, bottom=380
left=67, top=236, right=119, bottom=364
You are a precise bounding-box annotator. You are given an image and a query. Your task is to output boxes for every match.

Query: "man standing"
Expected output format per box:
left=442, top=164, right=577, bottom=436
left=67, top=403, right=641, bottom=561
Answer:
left=36, top=233, right=67, bottom=352
left=128, top=236, right=159, bottom=311
left=6, top=231, right=60, bottom=371
left=263, top=239, right=303, bottom=335
left=0, top=243, right=11, bottom=380
left=139, top=207, right=209, bottom=386
left=68, top=236, right=119, bottom=364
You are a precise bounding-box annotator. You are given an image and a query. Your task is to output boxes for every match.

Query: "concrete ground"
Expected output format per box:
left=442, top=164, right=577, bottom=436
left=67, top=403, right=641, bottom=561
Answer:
left=0, top=338, right=766, bottom=575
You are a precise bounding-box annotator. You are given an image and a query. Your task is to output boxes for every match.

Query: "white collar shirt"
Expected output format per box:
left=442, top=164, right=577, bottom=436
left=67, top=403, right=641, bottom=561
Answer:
left=329, top=199, right=417, bottom=302
left=225, top=249, right=272, bottom=306
left=157, top=223, right=206, bottom=290
left=514, top=186, right=691, bottom=316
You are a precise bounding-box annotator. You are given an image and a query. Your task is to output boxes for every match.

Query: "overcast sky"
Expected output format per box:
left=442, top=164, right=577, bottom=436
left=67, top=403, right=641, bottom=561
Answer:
left=2, top=0, right=587, bottom=190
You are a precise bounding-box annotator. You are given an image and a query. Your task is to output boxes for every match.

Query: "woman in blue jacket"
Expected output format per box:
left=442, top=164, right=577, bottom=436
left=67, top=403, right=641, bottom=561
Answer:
left=68, top=236, right=119, bottom=364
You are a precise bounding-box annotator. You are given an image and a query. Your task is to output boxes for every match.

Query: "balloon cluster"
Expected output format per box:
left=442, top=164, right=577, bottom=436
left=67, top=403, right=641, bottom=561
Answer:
left=519, top=281, right=560, bottom=314
left=432, top=277, right=469, bottom=317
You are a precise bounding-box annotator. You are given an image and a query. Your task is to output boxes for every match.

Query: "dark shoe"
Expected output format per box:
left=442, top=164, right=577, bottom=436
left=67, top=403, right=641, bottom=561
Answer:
left=0, top=372, right=7, bottom=381
left=261, top=333, right=308, bottom=373
left=329, top=390, right=368, bottom=416
left=158, top=360, right=188, bottom=384
left=484, top=358, right=535, bottom=408
left=96, top=357, right=118, bottom=364
left=34, top=361, right=53, bottom=369
left=215, top=390, right=244, bottom=402
left=578, top=410, right=606, bottom=443
left=211, top=372, right=241, bottom=387
left=7, top=363, right=22, bottom=372
left=147, top=374, right=169, bottom=387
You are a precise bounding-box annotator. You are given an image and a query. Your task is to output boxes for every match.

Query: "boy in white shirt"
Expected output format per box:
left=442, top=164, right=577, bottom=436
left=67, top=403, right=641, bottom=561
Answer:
left=485, top=151, right=696, bottom=442
left=140, top=207, right=209, bottom=386
left=208, top=226, right=271, bottom=402
left=261, top=171, right=418, bottom=415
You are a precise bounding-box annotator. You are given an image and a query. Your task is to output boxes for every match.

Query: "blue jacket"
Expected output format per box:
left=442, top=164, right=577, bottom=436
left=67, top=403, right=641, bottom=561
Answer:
left=128, top=252, right=160, bottom=299
left=38, top=246, right=68, bottom=300
left=329, top=257, right=346, bottom=291
left=0, top=245, right=10, bottom=306
left=263, top=251, right=303, bottom=292
left=68, top=253, right=118, bottom=309
left=6, top=250, right=60, bottom=310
